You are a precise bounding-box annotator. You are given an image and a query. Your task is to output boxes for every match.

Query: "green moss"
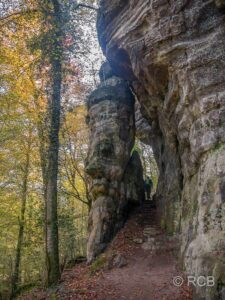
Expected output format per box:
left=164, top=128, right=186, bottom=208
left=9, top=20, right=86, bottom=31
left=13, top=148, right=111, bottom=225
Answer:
left=49, top=292, right=57, bottom=300
left=66, top=256, right=86, bottom=268
left=214, top=143, right=225, bottom=152
left=14, top=281, right=40, bottom=298
left=89, top=254, right=107, bottom=275
left=160, top=218, right=165, bottom=229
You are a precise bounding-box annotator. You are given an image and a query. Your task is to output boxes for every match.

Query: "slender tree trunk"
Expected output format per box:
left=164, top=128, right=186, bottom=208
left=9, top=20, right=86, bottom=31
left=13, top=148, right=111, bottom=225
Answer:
left=37, top=121, right=49, bottom=284
left=10, top=136, right=31, bottom=299
left=45, top=0, right=62, bottom=286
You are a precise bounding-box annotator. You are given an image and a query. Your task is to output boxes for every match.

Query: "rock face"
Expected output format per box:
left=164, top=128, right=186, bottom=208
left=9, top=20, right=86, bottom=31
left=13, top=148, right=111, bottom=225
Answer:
left=97, top=1, right=225, bottom=299
left=86, top=62, right=144, bottom=263
left=124, top=150, right=145, bottom=206
left=135, top=101, right=153, bottom=145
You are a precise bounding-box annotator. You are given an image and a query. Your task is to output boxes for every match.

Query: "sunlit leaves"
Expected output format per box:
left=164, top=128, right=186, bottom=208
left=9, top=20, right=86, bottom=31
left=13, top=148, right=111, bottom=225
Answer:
left=0, top=0, right=100, bottom=295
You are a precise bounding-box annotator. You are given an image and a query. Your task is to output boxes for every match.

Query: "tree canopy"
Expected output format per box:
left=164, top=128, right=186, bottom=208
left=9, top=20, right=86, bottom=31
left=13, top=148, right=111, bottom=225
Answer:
left=0, top=0, right=102, bottom=297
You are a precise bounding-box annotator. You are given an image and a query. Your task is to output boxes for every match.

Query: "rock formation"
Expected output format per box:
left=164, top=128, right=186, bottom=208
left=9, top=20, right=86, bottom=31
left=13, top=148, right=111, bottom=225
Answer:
left=95, top=1, right=225, bottom=299
left=86, top=62, right=144, bottom=263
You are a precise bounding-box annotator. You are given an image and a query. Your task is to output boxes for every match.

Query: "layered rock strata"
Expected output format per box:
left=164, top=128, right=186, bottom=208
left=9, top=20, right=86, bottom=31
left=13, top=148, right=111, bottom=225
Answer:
left=97, top=1, right=225, bottom=299
left=86, top=62, right=144, bottom=263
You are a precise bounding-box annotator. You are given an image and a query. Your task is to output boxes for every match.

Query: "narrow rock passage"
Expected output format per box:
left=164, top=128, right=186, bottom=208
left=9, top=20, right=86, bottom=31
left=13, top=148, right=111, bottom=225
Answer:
left=95, top=202, right=192, bottom=300
left=56, top=202, right=192, bottom=300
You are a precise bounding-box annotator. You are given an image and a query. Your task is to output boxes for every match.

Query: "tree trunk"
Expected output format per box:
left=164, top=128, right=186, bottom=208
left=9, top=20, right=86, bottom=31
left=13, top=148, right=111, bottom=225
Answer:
left=45, top=0, right=62, bottom=287
left=10, top=135, right=31, bottom=299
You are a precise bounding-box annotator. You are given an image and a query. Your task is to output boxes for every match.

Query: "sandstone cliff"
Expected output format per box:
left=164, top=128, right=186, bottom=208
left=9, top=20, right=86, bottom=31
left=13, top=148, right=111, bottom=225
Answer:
left=94, top=1, right=225, bottom=299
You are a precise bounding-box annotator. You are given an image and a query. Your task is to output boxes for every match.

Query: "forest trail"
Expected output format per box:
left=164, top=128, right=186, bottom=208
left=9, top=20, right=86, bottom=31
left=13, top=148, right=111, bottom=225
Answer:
left=20, top=202, right=192, bottom=300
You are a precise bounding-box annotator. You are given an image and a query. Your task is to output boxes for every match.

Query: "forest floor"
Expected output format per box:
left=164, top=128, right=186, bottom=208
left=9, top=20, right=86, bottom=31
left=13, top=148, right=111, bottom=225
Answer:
left=19, top=202, right=192, bottom=300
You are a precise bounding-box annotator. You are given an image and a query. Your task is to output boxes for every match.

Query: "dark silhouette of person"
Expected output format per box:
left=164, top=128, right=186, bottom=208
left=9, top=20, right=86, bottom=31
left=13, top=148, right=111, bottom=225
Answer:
left=145, top=176, right=153, bottom=200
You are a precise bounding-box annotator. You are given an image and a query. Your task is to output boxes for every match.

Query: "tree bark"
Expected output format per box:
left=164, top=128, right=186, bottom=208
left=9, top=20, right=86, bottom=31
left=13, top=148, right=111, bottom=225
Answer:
left=45, top=0, right=62, bottom=287
left=10, top=134, right=31, bottom=299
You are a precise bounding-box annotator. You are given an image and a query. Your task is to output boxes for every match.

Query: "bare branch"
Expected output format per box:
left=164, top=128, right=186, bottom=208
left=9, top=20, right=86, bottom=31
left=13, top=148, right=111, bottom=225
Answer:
left=61, top=189, right=88, bottom=206
left=76, top=3, right=98, bottom=11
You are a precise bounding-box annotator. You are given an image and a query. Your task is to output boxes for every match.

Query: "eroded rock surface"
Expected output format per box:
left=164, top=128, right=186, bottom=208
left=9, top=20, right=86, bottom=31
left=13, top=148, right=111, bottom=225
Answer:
left=135, top=101, right=153, bottom=145
left=97, top=1, right=225, bottom=299
left=86, top=63, right=144, bottom=263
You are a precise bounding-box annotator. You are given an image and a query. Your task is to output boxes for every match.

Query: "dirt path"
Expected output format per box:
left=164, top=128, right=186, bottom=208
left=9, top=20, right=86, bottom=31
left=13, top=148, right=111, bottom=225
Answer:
left=94, top=202, right=192, bottom=300
left=20, top=202, right=192, bottom=300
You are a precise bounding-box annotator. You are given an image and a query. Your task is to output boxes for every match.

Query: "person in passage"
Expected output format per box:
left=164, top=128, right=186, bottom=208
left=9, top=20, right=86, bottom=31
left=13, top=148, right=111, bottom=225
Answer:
left=145, top=176, right=153, bottom=200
